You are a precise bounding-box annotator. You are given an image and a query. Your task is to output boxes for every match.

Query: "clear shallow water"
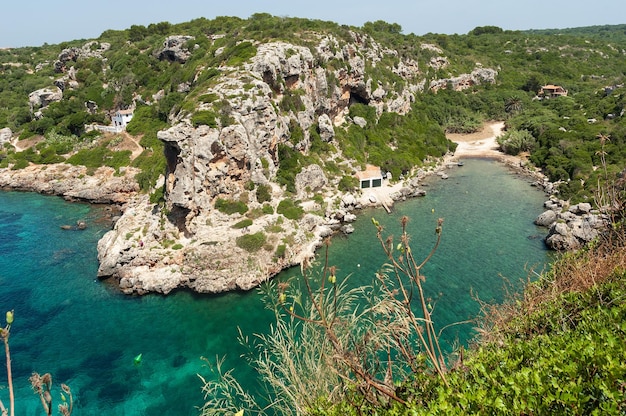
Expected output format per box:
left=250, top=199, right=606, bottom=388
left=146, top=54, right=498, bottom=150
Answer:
left=0, top=158, right=552, bottom=415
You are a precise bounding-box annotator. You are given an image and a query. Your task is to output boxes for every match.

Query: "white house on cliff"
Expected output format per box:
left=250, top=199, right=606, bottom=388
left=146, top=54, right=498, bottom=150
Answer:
left=112, top=109, right=134, bottom=130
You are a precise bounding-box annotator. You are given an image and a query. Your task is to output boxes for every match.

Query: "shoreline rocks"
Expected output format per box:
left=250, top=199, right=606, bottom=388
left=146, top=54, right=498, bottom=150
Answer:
left=535, top=198, right=609, bottom=250
left=0, top=163, right=140, bottom=204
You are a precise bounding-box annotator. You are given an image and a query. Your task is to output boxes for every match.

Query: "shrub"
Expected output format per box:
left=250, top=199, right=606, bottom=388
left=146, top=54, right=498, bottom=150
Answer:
left=11, top=159, right=29, bottom=170
left=149, top=186, right=165, bottom=204
left=277, top=199, right=304, bottom=220
left=262, top=204, right=274, bottom=215
left=497, top=129, right=537, bottom=155
left=232, top=219, right=253, bottom=229
left=66, top=147, right=131, bottom=171
left=274, top=244, right=286, bottom=259
left=338, top=175, right=359, bottom=192
left=256, top=184, right=272, bottom=203
left=235, top=232, right=266, bottom=252
left=215, top=198, right=248, bottom=215
left=191, top=110, right=218, bottom=128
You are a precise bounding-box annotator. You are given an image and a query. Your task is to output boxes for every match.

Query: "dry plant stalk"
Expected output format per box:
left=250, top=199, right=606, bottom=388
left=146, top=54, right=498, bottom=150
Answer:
left=199, top=217, right=452, bottom=414
left=1, top=310, right=14, bottom=416
left=274, top=216, right=449, bottom=407
left=1, top=309, right=72, bottom=416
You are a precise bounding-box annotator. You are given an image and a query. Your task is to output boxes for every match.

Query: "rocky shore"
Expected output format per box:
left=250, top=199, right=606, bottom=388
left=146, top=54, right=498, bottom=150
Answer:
left=0, top=122, right=596, bottom=295
left=0, top=153, right=441, bottom=295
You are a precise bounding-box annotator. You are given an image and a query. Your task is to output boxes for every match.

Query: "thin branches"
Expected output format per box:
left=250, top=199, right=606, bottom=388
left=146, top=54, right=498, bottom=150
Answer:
left=200, top=216, right=452, bottom=414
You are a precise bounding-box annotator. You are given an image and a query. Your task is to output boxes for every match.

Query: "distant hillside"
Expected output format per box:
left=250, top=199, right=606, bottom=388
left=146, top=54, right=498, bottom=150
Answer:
left=525, top=23, right=626, bottom=42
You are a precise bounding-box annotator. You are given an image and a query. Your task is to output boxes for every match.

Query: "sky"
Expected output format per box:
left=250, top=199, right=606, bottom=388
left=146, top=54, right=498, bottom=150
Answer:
left=2, top=0, right=625, bottom=48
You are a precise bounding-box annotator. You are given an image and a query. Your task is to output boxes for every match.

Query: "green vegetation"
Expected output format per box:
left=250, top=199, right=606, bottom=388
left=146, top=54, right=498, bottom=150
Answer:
left=276, top=199, right=304, bottom=220
left=1, top=16, right=624, bottom=202
left=232, top=219, right=253, bottom=229
left=496, top=129, right=536, bottom=155
left=66, top=147, right=131, bottom=172
left=215, top=198, right=248, bottom=215
left=201, top=188, right=626, bottom=414
left=235, top=232, right=267, bottom=252
left=336, top=103, right=452, bottom=179
left=2, top=14, right=626, bottom=416
left=274, top=244, right=286, bottom=259
left=255, top=184, right=272, bottom=203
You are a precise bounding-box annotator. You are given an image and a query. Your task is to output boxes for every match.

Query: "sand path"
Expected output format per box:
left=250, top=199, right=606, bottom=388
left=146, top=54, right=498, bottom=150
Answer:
left=446, top=121, right=506, bottom=159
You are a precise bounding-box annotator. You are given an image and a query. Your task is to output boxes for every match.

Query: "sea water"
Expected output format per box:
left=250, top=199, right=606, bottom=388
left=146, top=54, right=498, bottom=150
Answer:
left=0, top=158, right=552, bottom=415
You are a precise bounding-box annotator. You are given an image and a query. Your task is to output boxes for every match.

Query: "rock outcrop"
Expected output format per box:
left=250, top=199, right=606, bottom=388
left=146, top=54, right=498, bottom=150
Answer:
left=537, top=199, right=609, bottom=250
left=157, top=36, right=195, bottom=63
left=54, top=41, right=110, bottom=73
left=0, top=164, right=140, bottom=204
left=94, top=32, right=499, bottom=295
left=429, top=68, right=498, bottom=92
left=4, top=29, right=489, bottom=295
left=29, top=87, right=63, bottom=111
left=0, top=128, right=11, bottom=146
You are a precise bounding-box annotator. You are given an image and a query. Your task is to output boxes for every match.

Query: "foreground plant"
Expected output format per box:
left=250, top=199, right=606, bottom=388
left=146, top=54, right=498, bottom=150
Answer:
left=199, top=216, right=450, bottom=415
left=1, top=310, right=15, bottom=416
left=0, top=311, right=73, bottom=416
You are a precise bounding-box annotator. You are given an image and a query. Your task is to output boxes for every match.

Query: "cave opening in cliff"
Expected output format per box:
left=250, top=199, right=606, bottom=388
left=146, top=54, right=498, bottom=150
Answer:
left=349, top=91, right=369, bottom=106
left=164, top=143, right=181, bottom=174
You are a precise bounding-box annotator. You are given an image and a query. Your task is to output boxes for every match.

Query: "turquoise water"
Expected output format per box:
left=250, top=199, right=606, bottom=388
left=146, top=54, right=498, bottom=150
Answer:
left=0, top=158, right=552, bottom=415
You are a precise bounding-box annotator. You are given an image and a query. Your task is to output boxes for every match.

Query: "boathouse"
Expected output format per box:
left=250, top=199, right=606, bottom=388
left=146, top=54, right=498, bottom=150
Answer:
left=356, top=165, right=384, bottom=189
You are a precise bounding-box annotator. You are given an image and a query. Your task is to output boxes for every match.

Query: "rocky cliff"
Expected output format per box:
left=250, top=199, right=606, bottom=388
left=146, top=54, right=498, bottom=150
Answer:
left=0, top=25, right=498, bottom=295
left=93, top=30, right=498, bottom=295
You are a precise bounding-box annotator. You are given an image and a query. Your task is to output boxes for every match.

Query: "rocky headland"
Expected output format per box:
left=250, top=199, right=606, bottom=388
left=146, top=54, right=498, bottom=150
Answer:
left=0, top=31, right=596, bottom=296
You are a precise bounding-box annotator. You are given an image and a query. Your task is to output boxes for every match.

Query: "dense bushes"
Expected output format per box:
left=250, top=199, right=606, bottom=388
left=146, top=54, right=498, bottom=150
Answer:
left=337, top=104, right=452, bottom=179
left=496, top=129, right=536, bottom=155
left=235, top=232, right=266, bottom=252
left=276, top=199, right=304, bottom=220
left=66, top=147, right=131, bottom=171
left=215, top=198, right=249, bottom=215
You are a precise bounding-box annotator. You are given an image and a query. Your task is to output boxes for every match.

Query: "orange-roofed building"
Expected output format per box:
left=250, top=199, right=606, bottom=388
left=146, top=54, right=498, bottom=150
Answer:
left=539, top=85, right=568, bottom=98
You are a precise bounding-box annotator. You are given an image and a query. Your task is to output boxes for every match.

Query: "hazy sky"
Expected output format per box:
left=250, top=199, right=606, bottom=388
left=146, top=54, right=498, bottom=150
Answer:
left=2, top=0, right=625, bottom=48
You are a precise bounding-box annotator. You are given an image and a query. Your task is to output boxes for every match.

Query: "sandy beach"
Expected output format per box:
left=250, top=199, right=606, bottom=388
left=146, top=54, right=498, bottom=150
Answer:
left=359, top=121, right=522, bottom=208
left=446, top=121, right=506, bottom=159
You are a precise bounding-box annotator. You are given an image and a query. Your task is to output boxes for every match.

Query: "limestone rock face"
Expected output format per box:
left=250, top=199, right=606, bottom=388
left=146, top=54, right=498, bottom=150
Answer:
left=29, top=87, right=63, bottom=110
left=0, top=128, right=11, bottom=146
left=94, top=32, right=500, bottom=295
left=429, top=68, right=498, bottom=92
left=0, top=164, right=139, bottom=204
left=295, top=164, right=327, bottom=198
left=54, top=41, right=110, bottom=73
left=318, top=114, right=334, bottom=142
left=157, top=35, right=195, bottom=63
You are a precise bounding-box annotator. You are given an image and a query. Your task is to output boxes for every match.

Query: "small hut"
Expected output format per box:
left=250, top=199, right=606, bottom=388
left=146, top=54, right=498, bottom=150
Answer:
left=355, top=165, right=384, bottom=189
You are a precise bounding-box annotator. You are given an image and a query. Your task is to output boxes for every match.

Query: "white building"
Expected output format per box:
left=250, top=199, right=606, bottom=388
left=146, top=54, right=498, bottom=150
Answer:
left=355, top=164, right=384, bottom=189
left=112, top=109, right=134, bottom=130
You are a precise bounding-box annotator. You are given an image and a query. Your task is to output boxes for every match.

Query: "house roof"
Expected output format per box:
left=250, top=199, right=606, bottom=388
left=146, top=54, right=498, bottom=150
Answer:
left=116, top=109, right=134, bottom=115
left=355, top=164, right=383, bottom=181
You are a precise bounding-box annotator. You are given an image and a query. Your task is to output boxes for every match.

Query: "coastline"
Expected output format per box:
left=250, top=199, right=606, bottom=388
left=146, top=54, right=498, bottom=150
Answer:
left=358, top=121, right=549, bottom=210
left=0, top=121, right=551, bottom=296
